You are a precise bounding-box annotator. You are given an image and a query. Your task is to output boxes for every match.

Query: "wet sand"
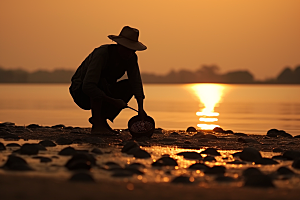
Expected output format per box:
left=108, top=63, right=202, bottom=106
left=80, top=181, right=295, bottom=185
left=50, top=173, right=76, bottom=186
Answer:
left=1, top=174, right=299, bottom=200
left=1, top=123, right=300, bottom=200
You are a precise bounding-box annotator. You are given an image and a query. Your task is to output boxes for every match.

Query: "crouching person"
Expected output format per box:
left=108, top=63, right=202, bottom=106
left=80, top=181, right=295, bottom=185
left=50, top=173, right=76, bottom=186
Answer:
left=69, top=26, right=147, bottom=135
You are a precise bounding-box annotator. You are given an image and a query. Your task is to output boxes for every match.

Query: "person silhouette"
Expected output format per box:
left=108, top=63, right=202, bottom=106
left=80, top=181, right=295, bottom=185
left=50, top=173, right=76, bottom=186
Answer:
left=69, top=26, right=147, bottom=135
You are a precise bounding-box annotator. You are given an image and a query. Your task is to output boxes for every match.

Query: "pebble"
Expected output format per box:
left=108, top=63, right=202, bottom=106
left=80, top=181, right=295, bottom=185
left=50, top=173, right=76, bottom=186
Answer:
left=213, top=127, right=224, bottom=133
left=186, top=126, right=197, bottom=132
left=283, top=150, right=300, bottom=160
left=2, top=155, right=33, bottom=171
left=244, top=174, right=274, bottom=188
left=292, top=158, right=300, bottom=169
left=32, top=156, right=52, bottom=163
left=171, top=176, right=193, bottom=184
left=170, top=132, right=180, bottom=136
left=56, top=137, right=73, bottom=145
left=177, top=151, right=203, bottom=160
left=65, top=153, right=96, bottom=170
left=189, top=163, right=209, bottom=171
left=0, top=122, right=15, bottom=126
left=69, top=172, right=95, bottom=182
left=39, top=140, right=56, bottom=147
left=200, top=148, right=221, bottom=156
left=6, top=143, right=21, bottom=147
left=234, top=133, right=248, bottom=137
left=204, top=134, right=218, bottom=139
left=267, top=129, right=293, bottom=138
left=133, top=149, right=151, bottom=159
left=121, top=141, right=139, bottom=153
left=277, top=166, right=295, bottom=175
left=255, top=158, right=278, bottom=165
left=51, top=124, right=65, bottom=129
left=19, top=143, right=42, bottom=155
left=242, top=167, right=263, bottom=178
left=127, top=147, right=151, bottom=159
left=227, top=160, right=246, bottom=165
left=126, top=163, right=146, bottom=170
left=224, top=130, right=234, bottom=134
left=0, top=142, right=6, bottom=151
left=193, top=132, right=204, bottom=137
left=103, top=162, right=122, bottom=170
left=26, top=124, right=41, bottom=128
left=203, top=156, right=216, bottom=162
left=205, top=166, right=226, bottom=175
left=272, top=147, right=284, bottom=152
left=152, top=157, right=178, bottom=167
left=272, top=155, right=287, bottom=161
left=58, top=147, right=77, bottom=156
left=153, top=128, right=163, bottom=134
left=239, top=147, right=262, bottom=162
left=91, top=148, right=103, bottom=155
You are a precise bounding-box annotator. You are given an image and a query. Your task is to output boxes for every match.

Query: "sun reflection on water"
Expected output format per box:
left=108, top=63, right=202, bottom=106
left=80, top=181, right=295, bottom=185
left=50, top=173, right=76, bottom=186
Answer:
left=189, top=84, right=225, bottom=130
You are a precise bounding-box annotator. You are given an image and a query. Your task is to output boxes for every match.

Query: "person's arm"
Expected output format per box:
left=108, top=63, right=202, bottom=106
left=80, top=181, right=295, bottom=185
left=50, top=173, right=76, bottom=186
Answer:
left=136, top=97, right=147, bottom=120
left=127, top=55, right=146, bottom=118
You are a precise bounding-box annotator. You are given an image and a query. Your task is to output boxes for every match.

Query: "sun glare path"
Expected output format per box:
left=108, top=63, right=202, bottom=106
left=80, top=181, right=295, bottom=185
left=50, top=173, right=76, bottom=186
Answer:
left=190, top=84, right=225, bottom=130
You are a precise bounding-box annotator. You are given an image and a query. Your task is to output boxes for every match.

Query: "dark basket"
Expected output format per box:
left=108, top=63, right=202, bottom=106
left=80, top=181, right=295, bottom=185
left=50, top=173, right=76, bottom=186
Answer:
left=128, top=115, right=155, bottom=138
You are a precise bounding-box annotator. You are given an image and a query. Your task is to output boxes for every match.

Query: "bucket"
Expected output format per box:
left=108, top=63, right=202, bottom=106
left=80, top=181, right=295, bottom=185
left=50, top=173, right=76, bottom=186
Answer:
left=128, top=115, right=155, bottom=138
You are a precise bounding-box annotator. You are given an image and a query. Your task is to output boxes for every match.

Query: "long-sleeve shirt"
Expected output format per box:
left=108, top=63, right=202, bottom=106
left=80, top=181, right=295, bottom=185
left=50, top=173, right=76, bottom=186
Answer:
left=70, top=44, right=145, bottom=100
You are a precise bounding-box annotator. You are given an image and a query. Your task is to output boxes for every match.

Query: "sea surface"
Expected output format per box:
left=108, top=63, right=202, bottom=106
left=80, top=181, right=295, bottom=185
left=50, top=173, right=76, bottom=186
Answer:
left=0, top=84, right=299, bottom=136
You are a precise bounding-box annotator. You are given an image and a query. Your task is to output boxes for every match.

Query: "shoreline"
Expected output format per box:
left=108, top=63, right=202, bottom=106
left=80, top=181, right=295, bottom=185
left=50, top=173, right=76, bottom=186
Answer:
left=1, top=123, right=300, bottom=199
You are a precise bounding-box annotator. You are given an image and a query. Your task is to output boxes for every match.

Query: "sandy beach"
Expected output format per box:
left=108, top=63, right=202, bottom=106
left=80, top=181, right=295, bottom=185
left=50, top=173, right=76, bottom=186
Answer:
left=1, top=122, right=300, bottom=200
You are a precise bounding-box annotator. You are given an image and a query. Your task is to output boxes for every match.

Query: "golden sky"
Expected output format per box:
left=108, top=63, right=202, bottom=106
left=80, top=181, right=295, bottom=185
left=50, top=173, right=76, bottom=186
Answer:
left=0, top=0, right=299, bottom=79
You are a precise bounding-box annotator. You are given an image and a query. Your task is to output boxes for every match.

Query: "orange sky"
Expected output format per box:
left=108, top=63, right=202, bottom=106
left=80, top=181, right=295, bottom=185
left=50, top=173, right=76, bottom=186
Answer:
left=0, top=0, right=299, bottom=79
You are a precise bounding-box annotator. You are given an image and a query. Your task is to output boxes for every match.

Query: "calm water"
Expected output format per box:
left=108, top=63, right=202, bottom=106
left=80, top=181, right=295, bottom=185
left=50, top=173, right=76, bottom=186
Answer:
left=0, top=84, right=299, bottom=135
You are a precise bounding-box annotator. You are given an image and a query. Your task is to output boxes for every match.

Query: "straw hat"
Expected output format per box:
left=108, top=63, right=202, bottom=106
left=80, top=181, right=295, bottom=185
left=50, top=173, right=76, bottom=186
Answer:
left=108, top=26, right=147, bottom=51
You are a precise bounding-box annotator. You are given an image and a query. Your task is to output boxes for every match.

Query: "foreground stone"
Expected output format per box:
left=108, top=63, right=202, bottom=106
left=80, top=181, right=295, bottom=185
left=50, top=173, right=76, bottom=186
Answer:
left=69, top=172, right=95, bottom=182
left=2, top=155, right=33, bottom=171
left=177, top=151, right=203, bottom=160
left=267, top=129, right=293, bottom=138
left=244, top=174, right=274, bottom=188
left=0, top=142, right=6, bottom=151
left=152, top=156, right=178, bottom=167
left=239, top=148, right=262, bottom=162
left=58, top=147, right=77, bottom=156
left=65, top=153, right=96, bottom=170
left=39, top=140, right=57, bottom=147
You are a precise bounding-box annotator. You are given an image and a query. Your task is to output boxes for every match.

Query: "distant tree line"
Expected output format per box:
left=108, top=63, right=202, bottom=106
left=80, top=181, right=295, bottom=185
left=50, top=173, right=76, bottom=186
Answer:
left=141, top=65, right=300, bottom=84
left=0, top=65, right=299, bottom=84
left=0, top=68, right=74, bottom=83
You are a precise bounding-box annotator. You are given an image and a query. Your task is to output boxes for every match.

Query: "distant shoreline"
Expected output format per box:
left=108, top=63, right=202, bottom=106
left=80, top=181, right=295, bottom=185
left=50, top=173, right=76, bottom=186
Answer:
left=1, top=65, right=299, bottom=84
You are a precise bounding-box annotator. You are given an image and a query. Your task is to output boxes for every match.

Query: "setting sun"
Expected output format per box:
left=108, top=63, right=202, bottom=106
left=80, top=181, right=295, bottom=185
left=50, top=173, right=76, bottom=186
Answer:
left=190, top=84, right=225, bottom=130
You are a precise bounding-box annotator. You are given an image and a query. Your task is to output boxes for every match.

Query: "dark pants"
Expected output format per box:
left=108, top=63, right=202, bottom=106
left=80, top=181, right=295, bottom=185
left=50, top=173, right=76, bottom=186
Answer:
left=70, top=79, right=133, bottom=122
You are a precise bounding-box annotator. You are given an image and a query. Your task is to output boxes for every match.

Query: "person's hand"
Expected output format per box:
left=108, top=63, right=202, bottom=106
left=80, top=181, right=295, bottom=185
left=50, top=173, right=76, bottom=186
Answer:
left=112, top=99, right=127, bottom=110
left=138, top=109, right=147, bottom=120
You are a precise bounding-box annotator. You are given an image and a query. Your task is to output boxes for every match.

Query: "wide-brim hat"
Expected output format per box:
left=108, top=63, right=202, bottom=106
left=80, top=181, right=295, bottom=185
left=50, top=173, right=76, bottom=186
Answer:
left=108, top=26, right=147, bottom=51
